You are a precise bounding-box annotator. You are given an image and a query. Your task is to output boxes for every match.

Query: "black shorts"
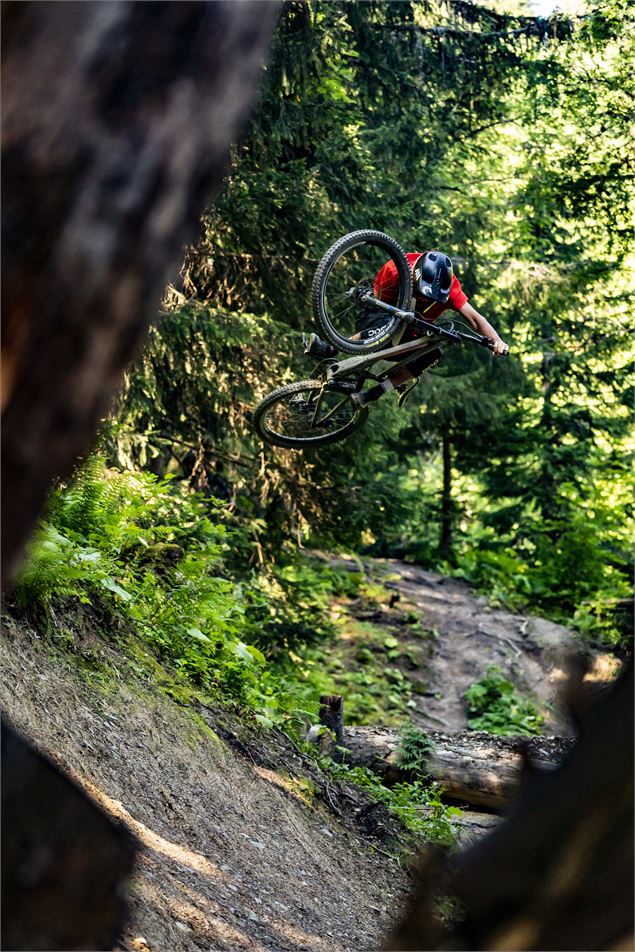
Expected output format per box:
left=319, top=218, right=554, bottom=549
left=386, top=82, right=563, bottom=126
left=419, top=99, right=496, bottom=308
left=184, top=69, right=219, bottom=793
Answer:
left=355, top=307, right=394, bottom=340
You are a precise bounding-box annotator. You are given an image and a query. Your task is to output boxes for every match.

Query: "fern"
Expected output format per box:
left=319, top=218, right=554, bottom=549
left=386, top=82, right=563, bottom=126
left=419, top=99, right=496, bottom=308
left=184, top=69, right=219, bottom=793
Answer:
left=11, top=458, right=330, bottom=720
left=396, top=724, right=436, bottom=772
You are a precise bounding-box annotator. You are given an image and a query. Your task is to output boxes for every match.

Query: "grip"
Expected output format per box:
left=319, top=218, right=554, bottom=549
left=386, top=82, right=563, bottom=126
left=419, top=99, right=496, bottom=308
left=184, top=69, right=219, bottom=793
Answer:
left=482, top=337, right=509, bottom=356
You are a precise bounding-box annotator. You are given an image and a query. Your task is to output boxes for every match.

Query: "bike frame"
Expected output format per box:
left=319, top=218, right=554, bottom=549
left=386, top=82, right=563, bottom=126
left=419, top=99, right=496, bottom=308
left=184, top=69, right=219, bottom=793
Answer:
left=324, top=296, right=492, bottom=386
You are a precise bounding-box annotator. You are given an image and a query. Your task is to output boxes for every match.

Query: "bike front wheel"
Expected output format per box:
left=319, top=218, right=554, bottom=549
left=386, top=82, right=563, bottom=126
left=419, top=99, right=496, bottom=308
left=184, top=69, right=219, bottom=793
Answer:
left=312, top=230, right=413, bottom=355
left=253, top=379, right=368, bottom=449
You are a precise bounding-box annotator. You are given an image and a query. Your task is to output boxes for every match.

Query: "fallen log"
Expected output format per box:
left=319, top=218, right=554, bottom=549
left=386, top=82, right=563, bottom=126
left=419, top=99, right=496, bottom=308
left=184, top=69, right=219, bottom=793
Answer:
left=344, top=726, right=574, bottom=810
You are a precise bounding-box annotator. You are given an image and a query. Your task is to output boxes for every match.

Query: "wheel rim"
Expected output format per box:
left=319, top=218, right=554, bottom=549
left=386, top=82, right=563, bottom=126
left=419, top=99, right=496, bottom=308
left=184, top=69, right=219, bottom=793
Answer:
left=261, top=385, right=360, bottom=442
left=320, top=239, right=404, bottom=348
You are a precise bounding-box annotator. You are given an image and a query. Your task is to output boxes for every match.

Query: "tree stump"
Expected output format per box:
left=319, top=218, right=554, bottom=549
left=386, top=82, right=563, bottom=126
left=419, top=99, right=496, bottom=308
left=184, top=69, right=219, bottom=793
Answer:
left=319, top=694, right=346, bottom=747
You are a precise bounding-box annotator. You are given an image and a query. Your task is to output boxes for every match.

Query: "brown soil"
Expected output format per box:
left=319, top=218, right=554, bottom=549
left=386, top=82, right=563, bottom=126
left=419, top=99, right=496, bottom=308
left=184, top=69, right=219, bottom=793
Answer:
left=354, top=558, right=615, bottom=735
left=1, top=619, right=409, bottom=952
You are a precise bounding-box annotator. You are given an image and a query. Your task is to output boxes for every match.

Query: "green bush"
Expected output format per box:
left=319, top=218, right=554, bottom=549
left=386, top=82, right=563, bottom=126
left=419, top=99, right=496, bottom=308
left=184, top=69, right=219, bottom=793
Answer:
left=464, top=666, right=544, bottom=736
left=326, top=761, right=460, bottom=848
left=240, top=560, right=347, bottom=656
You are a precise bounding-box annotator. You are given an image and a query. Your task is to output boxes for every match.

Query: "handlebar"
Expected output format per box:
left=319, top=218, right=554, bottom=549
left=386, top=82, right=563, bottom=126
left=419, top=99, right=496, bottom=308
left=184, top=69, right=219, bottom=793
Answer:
left=481, top=336, right=509, bottom=356
left=358, top=291, right=508, bottom=356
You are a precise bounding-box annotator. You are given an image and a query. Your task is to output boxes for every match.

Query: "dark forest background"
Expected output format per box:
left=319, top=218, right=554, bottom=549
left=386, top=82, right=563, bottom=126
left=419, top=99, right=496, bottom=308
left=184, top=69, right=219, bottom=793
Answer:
left=14, top=0, right=633, bottom=716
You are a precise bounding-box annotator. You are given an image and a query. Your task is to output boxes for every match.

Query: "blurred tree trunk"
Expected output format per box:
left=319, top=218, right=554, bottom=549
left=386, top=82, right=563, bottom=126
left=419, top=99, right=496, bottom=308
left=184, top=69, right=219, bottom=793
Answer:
left=1, top=2, right=277, bottom=947
left=1, top=0, right=278, bottom=587
left=1, top=720, right=137, bottom=951
left=539, top=347, right=558, bottom=525
left=389, top=665, right=634, bottom=951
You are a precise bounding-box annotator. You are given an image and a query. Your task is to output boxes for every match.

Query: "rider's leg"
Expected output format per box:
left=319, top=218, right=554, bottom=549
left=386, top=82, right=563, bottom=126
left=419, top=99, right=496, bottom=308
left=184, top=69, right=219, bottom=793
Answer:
left=407, top=348, right=442, bottom=376
left=351, top=367, right=414, bottom=408
left=351, top=349, right=442, bottom=408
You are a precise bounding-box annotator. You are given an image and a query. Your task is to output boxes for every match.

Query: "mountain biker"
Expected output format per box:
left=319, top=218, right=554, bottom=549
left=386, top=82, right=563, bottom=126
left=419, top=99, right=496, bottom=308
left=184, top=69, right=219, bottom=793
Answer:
left=307, top=250, right=507, bottom=407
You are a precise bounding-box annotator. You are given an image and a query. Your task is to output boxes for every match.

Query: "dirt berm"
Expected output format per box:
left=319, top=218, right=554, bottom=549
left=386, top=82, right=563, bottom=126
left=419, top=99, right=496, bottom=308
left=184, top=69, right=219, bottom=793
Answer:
left=1, top=616, right=410, bottom=952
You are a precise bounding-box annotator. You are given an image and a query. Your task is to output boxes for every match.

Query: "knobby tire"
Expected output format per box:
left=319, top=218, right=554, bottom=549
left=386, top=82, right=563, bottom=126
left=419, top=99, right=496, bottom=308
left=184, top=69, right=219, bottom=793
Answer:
left=311, top=230, right=413, bottom=355
left=253, top=379, right=369, bottom=449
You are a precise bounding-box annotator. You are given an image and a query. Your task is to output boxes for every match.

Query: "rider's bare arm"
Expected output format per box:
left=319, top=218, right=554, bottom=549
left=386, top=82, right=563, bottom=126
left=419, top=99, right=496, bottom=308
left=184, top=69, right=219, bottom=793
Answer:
left=459, top=302, right=508, bottom=356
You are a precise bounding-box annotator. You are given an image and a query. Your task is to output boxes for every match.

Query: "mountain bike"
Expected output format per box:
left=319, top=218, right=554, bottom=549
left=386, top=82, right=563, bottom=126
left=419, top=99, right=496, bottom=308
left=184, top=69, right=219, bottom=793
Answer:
left=254, top=230, right=506, bottom=449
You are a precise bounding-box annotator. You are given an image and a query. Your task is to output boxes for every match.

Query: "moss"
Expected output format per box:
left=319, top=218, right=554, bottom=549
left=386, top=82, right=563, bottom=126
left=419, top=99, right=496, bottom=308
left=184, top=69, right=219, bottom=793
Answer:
left=274, top=771, right=318, bottom=807
left=187, top=711, right=225, bottom=751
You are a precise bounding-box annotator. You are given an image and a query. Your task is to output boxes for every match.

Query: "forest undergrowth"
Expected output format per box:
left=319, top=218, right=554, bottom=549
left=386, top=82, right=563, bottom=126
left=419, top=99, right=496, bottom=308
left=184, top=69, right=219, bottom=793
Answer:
left=9, top=458, right=463, bottom=850
left=9, top=453, right=629, bottom=855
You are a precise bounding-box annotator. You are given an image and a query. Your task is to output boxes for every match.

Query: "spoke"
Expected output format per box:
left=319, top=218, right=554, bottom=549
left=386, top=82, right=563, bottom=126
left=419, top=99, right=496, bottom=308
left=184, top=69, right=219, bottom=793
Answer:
left=329, top=300, right=356, bottom=321
left=263, top=383, right=360, bottom=442
left=328, top=290, right=353, bottom=304
left=315, top=395, right=349, bottom=426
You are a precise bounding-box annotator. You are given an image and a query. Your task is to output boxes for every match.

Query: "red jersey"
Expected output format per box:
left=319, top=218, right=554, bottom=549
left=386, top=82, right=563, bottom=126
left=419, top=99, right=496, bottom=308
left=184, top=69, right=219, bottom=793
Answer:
left=374, top=252, right=468, bottom=321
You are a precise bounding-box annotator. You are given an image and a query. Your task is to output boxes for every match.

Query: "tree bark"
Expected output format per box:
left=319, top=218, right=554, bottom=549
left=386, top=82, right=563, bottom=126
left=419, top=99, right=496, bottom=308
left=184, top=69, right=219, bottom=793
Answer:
left=1, top=4, right=278, bottom=947
left=1, top=720, right=136, bottom=951
left=539, top=347, right=558, bottom=524
left=345, top=726, right=573, bottom=810
left=439, top=432, right=454, bottom=561
left=320, top=694, right=346, bottom=747
left=1, top=0, right=279, bottom=587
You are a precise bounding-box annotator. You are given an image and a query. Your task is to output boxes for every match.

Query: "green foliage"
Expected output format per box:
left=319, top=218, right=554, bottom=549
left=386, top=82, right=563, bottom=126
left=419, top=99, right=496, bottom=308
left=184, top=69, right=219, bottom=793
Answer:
left=464, top=666, right=544, bottom=736
left=12, top=459, right=347, bottom=720
left=326, top=760, right=460, bottom=848
left=280, top=614, right=420, bottom=727
left=449, top=474, right=632, bottom=640
left=396, top=724, right=436, bottom=772
left=104, top=1, right=633, bottom=646
left=240, top=559, right=349, bottom=656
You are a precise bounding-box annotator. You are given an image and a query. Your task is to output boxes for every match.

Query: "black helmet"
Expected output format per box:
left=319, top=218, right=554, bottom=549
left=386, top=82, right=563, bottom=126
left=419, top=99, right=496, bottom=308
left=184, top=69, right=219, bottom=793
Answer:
left=414, top=251, right=453, bottom=303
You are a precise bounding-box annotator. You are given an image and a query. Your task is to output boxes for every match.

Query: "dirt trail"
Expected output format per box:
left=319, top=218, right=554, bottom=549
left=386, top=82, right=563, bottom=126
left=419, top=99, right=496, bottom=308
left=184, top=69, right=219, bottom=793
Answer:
left=374, top=559, right=583, bottom=735
left=1, top=620, right=408, bottom=952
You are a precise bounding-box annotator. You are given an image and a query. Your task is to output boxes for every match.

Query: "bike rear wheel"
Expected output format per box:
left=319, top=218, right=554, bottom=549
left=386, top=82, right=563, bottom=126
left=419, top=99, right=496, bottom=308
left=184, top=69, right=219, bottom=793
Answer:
left=253, top=379, right=368, bottom=449
left=312, top=230, right=413, bottom=355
